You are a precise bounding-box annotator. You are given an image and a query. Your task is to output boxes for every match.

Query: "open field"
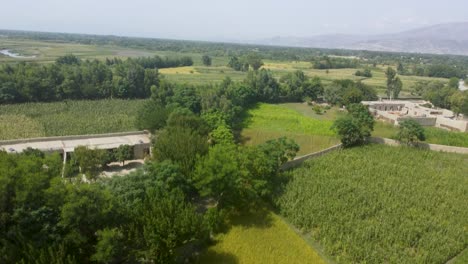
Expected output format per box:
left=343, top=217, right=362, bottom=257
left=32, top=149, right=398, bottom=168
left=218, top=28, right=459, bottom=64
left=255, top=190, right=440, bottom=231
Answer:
left=198, top=207, right=326, bottom=264
left=0, top=38, right=230, bottom=66
left=277, top=144, right=468, bottom=264
left=0, top=99, right=146, bottom=140
left=241, top=103, right=339, bottom=155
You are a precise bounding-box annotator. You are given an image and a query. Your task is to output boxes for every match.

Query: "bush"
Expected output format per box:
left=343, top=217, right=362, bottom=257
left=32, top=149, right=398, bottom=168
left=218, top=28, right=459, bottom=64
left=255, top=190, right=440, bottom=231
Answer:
left=396, top=119, right=426, bottom=146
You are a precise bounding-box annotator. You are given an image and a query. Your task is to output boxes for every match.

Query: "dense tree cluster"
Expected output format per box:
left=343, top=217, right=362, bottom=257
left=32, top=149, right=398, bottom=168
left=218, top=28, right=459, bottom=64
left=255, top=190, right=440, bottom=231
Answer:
left=354, top=68, right=372, bottom=78
left=0, top=74, right=301, bottom=262
left=412, top=80, right=468, bottom=115
left=227, top=53, right=264, bottom=71
left=312, top=56, right=359, bottom=69
left=324, top=79, right=378, bottom=106
left=0, top=54, right=197, bottom=103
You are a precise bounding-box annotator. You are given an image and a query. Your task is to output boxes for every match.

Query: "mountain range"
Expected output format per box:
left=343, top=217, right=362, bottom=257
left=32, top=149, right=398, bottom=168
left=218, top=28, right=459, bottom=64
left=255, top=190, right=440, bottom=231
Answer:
left=256, top=22, right=468, bottom=56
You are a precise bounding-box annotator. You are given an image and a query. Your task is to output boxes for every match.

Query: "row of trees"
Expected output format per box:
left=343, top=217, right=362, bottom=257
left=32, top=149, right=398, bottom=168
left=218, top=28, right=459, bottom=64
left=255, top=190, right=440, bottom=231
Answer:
left=0, top=54, right=197, bottom=103
left=312, top=56, right=360, bottom=69
left=396, top=62, right=465, bottom=79
left=227, top=53, right=264, bottom=71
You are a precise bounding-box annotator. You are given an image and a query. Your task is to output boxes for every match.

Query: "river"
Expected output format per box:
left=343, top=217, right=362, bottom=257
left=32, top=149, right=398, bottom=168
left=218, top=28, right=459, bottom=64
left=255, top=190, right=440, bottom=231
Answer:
left=0, top=49, right=36, bottom=58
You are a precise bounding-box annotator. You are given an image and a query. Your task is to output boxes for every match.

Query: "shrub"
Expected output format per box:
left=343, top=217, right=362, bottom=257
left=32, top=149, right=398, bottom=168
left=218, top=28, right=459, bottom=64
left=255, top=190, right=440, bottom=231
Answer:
left=396, top=119, right=426, bottom=145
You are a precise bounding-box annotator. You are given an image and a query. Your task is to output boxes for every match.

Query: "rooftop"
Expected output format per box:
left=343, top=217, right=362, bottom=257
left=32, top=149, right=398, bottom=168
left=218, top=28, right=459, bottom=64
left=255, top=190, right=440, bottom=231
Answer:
left=0, top=131, right=151, bottom=154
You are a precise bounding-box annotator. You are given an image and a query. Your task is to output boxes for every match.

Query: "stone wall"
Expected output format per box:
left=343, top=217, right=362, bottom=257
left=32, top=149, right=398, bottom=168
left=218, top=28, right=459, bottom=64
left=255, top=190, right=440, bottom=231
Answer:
left=281, top=144, right=342, bottom=170
left=435, top=118, right=468, bottom=132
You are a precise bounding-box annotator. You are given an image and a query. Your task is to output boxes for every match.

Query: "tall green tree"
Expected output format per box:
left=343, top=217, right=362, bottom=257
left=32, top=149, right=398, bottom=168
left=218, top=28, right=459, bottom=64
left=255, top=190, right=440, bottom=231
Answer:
left=385, top=67, right=402, bottom=99
left=396, top=119, right=426, bottom=146
left=202, top=55, right=212, bottom=66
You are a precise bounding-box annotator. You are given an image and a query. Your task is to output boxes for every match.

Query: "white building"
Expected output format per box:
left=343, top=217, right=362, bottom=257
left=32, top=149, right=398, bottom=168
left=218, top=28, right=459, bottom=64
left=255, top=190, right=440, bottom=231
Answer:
left=362, top=100, right=468, bottom=132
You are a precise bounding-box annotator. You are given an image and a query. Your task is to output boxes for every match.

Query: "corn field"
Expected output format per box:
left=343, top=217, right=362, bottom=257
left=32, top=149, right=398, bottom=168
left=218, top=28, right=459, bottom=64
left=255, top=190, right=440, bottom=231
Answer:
left=0, top=99, right=147, bottom=140
left=277, top=144, right=468, bottom=264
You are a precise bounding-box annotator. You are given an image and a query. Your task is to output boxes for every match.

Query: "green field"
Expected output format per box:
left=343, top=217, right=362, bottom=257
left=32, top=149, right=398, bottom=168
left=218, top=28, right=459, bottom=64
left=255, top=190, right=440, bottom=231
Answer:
left=373, top=121, right=468, bottom=147
left=277, top=144, right=468, bottom=264
left=199, top=207, right=326, bottom=264
left=241, top=103, right=340, bottom=155
left=0, top=99, right=146, bottom=140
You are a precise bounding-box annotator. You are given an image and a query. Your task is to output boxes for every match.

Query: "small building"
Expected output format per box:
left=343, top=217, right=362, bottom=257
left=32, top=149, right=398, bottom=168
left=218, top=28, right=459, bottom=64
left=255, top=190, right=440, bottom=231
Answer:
left=0, top=131, right=152, bottom=162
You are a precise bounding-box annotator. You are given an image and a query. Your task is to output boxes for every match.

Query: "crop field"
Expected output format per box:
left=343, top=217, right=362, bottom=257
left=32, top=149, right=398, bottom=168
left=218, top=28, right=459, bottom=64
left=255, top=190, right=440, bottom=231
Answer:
left=277, top=144, right=468, bottom=264
left=198, top=207, right=326, bottom=264
left=0, top=99, right=146, bottom=140
left=241, top=103, right=339, bottom=155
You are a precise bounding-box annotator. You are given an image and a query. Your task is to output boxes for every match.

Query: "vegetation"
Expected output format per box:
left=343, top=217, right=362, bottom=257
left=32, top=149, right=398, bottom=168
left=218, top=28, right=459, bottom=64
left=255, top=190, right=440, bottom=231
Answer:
left=355, top=68, right=372, bottom=77
left=333, top=103, right=374, bottom=147
left=324, top=79, right=378, bottom=106
left=373, top=121, right=468, bottom=147
left=199, top=207, right=326, bottom=264
left=241, top=103, right=339, bottom=155
left=2, top=30, right=468, bottom=263
left=0, top=99, right=145, bottom=140
left=385, top=67, right=402, bottom=99
left=277, top=144, right=468, bottom=264
left=396, top=119, right=426, bottom=145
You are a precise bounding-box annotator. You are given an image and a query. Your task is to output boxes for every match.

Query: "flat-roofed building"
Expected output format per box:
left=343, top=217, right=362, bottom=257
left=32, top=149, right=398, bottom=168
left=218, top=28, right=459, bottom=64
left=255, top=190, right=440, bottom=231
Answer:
left=0, top=131, right=152, bottom=162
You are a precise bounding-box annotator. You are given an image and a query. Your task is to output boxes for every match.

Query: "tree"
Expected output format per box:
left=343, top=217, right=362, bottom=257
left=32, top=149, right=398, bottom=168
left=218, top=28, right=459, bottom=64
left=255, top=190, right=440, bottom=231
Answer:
left=396, top=119, right=426, bottom=146
left=135, top=100, right=170, bottom=132
left=332, top=116, right=363, bottom=147
left=332, top=103, right=374, bottom=147
left=448, top=77, right=460, bottom=89
left=347, top=103, right=375, bottom=138
left=73, top=146, right=106, bottom=180
left=385, top=67, right=402, bottom=99
left=397, top=62, right=405, bottom=75
left=131, top=189, right=208, bottom=263
left=202, top=55, right=212, bottom=66
left=449, top=91, right=468, bottom=116
left=153, top=127, right=209, bottom=177
left=210, top=125, right=234, bottom=145
left=114, top=145, right=133, bottom=165
left=245, top=53, right=264, bottom=71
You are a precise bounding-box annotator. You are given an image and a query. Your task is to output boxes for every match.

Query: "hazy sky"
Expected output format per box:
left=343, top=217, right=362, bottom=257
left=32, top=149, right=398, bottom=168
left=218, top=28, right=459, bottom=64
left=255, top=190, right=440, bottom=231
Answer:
left=1, top=0, right=467, bottom=41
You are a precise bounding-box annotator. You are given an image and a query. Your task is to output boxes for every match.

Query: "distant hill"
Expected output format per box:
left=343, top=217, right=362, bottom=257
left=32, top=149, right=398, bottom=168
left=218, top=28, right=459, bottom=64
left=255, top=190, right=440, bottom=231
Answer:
left=257, top=22, right=468, bottom=56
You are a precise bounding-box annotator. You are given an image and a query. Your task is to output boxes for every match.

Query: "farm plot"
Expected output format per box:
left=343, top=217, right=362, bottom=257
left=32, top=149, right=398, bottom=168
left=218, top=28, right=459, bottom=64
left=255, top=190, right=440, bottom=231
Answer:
left=277, top=144, right=468, bottom=264
left=0, top=99, right=146, bottom=140
left=241, top=103, right=339, bottom=155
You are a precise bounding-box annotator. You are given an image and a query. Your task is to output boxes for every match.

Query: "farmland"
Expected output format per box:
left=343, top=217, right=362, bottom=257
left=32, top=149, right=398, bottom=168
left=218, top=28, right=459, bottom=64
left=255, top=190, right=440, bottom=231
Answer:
left=0, top=99, right=146, bottom=140
left=277, top=144, right=468, bottom=264
left=0, top=38, right=451, bottom=98
left=199, top=207, right=326, bottom=264
left=241, top=103, right=340, bottom=155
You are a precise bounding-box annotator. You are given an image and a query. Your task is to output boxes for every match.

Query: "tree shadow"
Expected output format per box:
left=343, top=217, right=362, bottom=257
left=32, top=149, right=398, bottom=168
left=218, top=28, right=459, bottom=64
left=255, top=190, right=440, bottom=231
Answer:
left=198, top=250, right=239, bottom=264
left=228, top=205, right=274, bottom=229
left=233, top=104, right=258, bottom=144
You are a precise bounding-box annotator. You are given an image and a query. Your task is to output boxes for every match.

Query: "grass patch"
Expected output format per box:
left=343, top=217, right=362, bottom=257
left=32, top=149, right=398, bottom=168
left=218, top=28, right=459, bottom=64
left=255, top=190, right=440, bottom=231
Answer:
left=373, top=121, right=468, bottom=147
left=0, top=99, right=146, bottom=140
left=198, top=207, right=326, bottom=264
left=241, top=103, right=339, bottom=155
left=277, top=144, right=468, bottom=264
